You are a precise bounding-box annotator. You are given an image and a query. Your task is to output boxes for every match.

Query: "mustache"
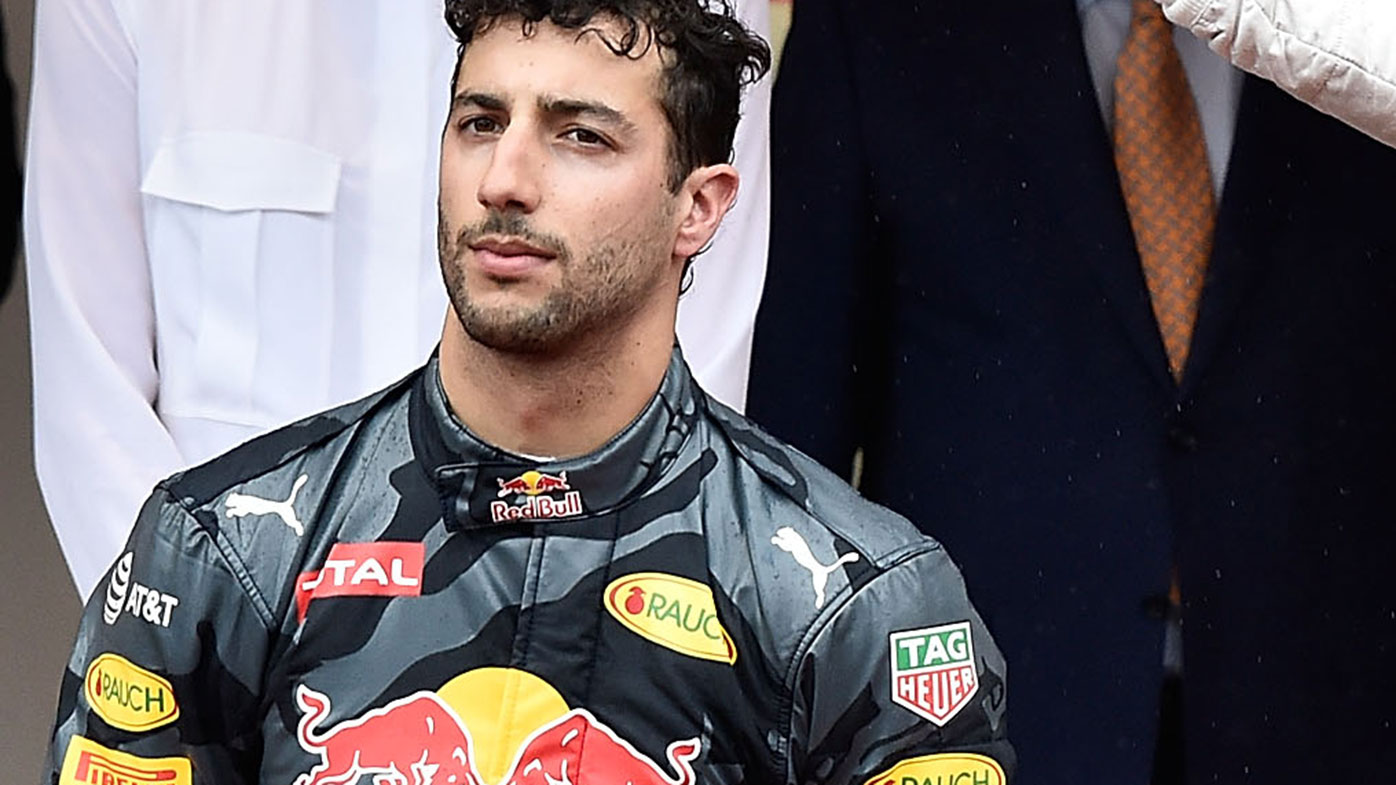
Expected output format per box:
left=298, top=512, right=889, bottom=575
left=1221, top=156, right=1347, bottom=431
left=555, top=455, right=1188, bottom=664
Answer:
left=454, top=211, right=570, bottom=261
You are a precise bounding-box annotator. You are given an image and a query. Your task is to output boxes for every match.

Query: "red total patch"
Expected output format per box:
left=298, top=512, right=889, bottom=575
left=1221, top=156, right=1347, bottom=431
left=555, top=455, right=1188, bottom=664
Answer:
left=296, top=542, right=425, bottom=621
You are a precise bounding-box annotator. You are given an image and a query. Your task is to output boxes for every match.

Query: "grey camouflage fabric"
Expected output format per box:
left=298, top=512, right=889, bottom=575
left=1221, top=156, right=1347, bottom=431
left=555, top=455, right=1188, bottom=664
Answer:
left=44, top=349, right=1013, bottom=785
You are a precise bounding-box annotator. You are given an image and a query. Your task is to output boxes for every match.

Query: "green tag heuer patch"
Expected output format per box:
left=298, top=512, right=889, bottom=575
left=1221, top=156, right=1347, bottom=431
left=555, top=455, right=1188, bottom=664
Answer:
left=889, top=621, right=978, bottom=726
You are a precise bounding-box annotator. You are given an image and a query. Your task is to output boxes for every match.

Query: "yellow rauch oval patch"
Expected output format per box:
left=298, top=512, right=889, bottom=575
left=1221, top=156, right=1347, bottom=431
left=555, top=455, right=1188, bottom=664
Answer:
left=864, top=753, right=1006, bottom=785
left=604, top=572, right=737, bottom=665
left=84, top=653, right=180, bottom=732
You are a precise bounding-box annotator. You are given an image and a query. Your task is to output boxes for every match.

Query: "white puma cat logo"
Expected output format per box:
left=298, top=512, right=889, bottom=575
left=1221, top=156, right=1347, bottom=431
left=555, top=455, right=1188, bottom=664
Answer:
left=225, top=475, right=309, bottom=536
left=772, top=526, right=861, bottom=609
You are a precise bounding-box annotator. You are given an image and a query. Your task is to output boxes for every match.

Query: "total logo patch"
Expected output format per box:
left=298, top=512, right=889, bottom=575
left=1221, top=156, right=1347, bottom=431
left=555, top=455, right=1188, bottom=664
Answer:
left=295, top=542, right=425, bottom=621
left=889, top=621, right=979, bottom=726
left=84, top=653, right=179, bottom=733
left=490, top=470, right=584, bottom=523
left=863, top=753, right=1006, bottom=785
left=604, top=573, right=738, bottom=664
left=103, top=553, right=180, bottom=628
left=59, top=735, right=191, bottom=785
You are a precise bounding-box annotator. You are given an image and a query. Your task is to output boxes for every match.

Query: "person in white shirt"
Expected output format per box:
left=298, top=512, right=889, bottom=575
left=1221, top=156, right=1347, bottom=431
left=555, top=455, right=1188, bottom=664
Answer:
left=24, top=0, right=770, bottom=600
left=1160, top=0, right=1396, bottom=147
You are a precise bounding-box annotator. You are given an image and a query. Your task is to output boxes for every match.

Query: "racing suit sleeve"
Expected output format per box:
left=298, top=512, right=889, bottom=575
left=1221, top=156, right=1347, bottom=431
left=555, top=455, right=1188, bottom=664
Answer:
left=42, top=487, right=273, bottom=785
left=787, top=546, right=1014, bottom=785
left=26, top=0, right=190, bottom=601
left=1159, top=0, right=1396, bottom=148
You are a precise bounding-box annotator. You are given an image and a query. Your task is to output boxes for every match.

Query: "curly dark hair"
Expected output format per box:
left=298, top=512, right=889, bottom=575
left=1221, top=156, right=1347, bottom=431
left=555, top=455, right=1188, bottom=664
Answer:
left=444, top=0, right=771, bottom=191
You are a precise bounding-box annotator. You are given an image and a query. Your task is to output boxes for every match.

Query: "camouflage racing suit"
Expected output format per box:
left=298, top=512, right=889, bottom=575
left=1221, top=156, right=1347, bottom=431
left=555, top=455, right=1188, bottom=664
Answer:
left=44, top=350, right=1013, bottom=785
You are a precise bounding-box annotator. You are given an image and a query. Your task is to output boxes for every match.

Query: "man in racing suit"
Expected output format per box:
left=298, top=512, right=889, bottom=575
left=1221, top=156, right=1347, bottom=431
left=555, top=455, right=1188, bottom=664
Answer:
left=42, top=2, right=1014, bottom=783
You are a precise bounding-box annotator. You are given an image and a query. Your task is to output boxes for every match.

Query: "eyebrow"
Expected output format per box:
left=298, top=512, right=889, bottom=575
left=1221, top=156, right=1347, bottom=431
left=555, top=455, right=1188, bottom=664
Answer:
left=537, top=95, right=634, bottom=132
left=453, top=91, right=507, bottom=112
left=453, top=90, right=636, bottom=134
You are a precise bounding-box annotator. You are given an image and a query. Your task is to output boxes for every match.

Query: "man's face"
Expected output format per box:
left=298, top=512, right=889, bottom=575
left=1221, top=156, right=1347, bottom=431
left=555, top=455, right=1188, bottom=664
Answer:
left=438, top=17, right=684, bottom=355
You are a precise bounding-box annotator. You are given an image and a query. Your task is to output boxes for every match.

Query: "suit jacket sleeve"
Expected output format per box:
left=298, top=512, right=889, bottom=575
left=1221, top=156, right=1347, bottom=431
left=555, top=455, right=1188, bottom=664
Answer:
left=786, top=547, right=1014, bottom=785
left=43, top=488, right=272, bottom=785
left=1161, top=0, right=1396, bottom=147
left=25, top=0, right=189, bottom=600
left=746, top=0, right=875, bottom=479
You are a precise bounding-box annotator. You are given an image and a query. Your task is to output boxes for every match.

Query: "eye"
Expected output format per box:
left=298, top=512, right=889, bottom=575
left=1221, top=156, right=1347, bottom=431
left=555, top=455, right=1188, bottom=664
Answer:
left=458, top=115, right=503, bottom=135
left=562, top=127, right=612, bottom=148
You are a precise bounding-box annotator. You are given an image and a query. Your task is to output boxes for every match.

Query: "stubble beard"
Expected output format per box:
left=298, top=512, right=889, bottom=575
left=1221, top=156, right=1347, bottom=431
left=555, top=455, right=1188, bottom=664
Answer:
left=439, top=209, right=669, bottom=357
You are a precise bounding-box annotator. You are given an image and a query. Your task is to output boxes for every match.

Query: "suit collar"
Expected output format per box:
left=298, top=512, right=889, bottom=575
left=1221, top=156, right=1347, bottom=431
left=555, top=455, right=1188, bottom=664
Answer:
left=410, top=348, right=701, bottom=531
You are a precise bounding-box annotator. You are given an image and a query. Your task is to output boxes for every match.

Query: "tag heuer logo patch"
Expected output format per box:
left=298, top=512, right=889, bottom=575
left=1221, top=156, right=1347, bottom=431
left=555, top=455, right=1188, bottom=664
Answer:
left=889, top=621, right=978, bottom=726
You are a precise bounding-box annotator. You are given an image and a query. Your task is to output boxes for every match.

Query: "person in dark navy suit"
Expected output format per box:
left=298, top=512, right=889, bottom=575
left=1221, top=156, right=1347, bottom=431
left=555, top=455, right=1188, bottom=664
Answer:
left=748, top=1, right=1396, bottom=783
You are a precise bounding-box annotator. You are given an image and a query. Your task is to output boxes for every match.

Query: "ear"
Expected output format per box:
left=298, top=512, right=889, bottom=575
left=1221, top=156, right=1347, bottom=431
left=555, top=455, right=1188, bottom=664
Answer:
left=673, top=164, right=740, bottom=260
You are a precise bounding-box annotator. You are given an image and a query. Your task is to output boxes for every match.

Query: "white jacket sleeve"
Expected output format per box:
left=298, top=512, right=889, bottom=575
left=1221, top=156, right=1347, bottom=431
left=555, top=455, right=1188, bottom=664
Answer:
left=26, top=0, right=187, bottom=600
left=1161, top=0, right=1396, bottom=148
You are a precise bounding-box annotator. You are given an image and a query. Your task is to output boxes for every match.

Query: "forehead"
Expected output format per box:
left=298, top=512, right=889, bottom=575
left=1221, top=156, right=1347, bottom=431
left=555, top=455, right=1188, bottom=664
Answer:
left=456, top=17, right=666, bottom=113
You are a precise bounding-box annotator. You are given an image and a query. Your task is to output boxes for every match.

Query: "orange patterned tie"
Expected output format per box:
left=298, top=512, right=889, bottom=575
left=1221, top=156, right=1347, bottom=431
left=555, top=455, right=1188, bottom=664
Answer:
left=1113, top=0, right=1215, bottom=382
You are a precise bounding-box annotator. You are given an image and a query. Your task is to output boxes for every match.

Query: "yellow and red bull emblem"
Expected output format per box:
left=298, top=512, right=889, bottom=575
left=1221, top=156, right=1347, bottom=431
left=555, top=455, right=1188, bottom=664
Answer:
left=84, top=653, right=179, bottom=733
left=863, top=752, right=1006, bottom=785
left=491, top=470, right=583, bottom=523
left=59, top=735, right=191, bottom=785
left=294, top=668, right=700, bottom=785
left=604, top=573, right=737, bottom=664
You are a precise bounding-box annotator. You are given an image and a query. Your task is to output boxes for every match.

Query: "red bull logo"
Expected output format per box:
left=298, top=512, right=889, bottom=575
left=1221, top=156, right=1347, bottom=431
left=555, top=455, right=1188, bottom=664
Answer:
left=492, top=471, right=583, bottom=523
left=294, top=669, right=699, bottom=785
left=295, top=686, right=480, bottom=785
left=496, top=470, right=571, bottom=497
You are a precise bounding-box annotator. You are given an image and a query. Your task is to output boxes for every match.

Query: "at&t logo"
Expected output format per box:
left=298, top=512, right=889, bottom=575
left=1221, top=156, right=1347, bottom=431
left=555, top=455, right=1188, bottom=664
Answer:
left=103, top=553, right=180, bottom=628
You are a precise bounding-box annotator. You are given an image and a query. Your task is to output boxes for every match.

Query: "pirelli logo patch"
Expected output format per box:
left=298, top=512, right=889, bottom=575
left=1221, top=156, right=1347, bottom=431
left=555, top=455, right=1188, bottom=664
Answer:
left=59, top=735, right=191, bottom=785
left=84, top=653, right=179, bottom=732
left=863, top=752, right=1006, bottom=785
left=889, top=621, right=978, bottom=726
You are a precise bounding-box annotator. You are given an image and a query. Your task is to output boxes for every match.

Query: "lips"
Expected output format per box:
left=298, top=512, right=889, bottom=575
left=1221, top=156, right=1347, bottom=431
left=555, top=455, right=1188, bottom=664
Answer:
left=468, top=237, right=557, bottom=278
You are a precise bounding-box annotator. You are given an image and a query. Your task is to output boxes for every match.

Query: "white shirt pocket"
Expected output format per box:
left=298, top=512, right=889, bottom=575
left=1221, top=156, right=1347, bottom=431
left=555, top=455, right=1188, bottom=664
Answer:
left=140, top=130, right=343, bottom=457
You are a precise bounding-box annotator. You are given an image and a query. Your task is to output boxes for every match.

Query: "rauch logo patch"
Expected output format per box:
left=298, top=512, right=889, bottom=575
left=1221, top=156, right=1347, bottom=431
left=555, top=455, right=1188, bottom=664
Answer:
left=59, top=735, right=191, bottom=785
left=605, top=573, right=737, bottom=664
left=84, top=653, right=179, bottom=733
left=862, top=752, right=1005, bottom=785
left=889, top=621, right=978, bottom=726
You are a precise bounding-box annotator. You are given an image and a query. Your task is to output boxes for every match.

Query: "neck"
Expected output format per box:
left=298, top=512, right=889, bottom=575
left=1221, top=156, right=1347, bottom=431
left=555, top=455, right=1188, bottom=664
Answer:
left=437, top=304, right=678, bottom=459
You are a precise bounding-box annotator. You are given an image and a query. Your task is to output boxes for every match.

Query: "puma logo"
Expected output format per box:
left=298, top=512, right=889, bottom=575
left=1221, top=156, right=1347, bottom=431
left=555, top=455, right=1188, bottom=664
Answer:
left=226, top=475, right=309, bottom=536
left=771, top=526, right=861, bottom=609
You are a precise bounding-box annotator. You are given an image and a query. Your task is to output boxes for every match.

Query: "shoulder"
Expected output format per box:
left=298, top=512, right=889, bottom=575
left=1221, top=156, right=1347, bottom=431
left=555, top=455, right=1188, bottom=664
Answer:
left=140, top=368, right=422, bottom=613
left=706, top=396, right=936, bottom=562
left=161, top=368, right=419, bottom=512
left=701, top=396, right=958, bottom=654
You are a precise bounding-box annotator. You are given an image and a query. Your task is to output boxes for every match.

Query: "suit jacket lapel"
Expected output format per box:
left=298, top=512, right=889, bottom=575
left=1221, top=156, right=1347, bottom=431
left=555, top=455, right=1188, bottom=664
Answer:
left=1022, top=5, right=1177, bottom=389
left=1181, top=76, right=1287, bottom=394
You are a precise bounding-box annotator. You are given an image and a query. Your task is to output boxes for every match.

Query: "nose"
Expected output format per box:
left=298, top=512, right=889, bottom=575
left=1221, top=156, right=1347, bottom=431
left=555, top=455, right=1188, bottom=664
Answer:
left=476, top=126, right=542, bottom=213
